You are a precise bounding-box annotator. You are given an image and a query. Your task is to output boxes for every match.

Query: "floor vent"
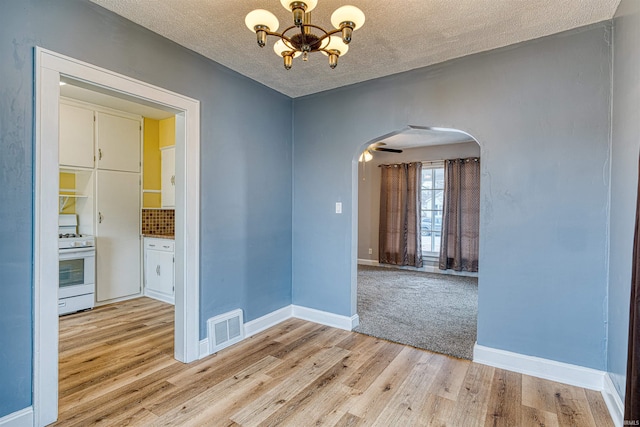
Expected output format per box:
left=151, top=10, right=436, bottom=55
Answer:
left=207, top=309, right=244, bottom=354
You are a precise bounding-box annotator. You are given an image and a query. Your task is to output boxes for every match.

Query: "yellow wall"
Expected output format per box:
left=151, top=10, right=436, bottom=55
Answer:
left=143, top=116, right=174, bottom=208
left=143, top=118, right=161, bottom=208
left=59, top=172, right=76, bottom=214
left=159, top=116, right=175, bottom=148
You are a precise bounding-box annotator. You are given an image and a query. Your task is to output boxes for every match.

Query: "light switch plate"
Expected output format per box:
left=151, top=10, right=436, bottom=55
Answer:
left=335, top=202, right=342, bottom=214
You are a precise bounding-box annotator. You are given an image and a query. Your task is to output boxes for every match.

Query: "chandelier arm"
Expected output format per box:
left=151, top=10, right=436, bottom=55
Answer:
left=315, top=28, right=342, bottom=44
left=262, top=30, right=295, bottom=45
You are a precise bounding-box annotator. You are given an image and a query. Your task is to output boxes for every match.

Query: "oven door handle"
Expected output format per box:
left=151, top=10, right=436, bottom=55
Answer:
left=59, top=247, right=96, bottom=257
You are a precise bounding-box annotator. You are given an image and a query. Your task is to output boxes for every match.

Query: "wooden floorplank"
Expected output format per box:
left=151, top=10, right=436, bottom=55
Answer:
left=53, top=297, right=614, bottom=427
left=448, top=361, right=495, bottom=427
left=484, top=368, right=522, bottom=427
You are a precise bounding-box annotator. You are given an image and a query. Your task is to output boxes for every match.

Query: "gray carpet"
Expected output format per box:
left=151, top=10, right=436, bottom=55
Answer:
left=355, top=265, right=478, bottom=360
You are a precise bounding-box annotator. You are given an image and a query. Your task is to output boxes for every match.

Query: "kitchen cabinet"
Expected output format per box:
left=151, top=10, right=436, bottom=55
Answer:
left=144, top=238, right=175, bottom=304
left=161, top=146, right=175, bottom=208
left=95, top=170, right=141, bottom=302
left=96, top=111, right=141, bottom=173
left=59, top=102, right=94, bottom=169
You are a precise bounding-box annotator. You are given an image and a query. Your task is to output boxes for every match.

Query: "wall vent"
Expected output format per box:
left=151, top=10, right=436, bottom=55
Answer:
left=207, top=309, right=244, bottom=354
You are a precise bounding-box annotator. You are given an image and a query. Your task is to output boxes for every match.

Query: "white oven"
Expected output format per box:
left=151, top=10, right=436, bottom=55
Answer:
left=59, top=246, right=96, bottom=315
left=58, top=214, right=96, bottom=315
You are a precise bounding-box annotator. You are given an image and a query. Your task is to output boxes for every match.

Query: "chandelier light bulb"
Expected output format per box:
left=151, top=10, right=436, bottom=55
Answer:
left=245, top=9, right=279, bottom=33
left=331, top=5, right=365, bottom=43
left=281, top=0, right=318, bottom=26
left=321, top=35, right=349, bottom=57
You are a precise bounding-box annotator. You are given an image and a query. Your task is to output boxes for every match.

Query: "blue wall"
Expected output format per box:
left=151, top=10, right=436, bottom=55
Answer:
left=609, top=0, right=640, bottom=401
left=292, top=24, right=612, bottom=370
left=0, top=0, right=292, bottom=416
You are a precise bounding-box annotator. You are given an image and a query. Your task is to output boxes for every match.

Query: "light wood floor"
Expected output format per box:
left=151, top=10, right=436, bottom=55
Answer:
left=54, top=297, right=613, bottom=426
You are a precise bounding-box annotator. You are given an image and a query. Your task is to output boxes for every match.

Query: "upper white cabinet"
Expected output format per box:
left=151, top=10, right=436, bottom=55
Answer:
left=59, top=102, right=94, bottom=168
left=161, top=146, right=175, bottom=208
left=96, top=112, right=141, bottom=173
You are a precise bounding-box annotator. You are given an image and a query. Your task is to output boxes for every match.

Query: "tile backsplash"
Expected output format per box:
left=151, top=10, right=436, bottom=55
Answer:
left=142, top=209, right=175, bottom=236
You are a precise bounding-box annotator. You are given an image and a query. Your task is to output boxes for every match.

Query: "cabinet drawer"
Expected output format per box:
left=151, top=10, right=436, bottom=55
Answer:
left=144, top=238, right=174, bottom=252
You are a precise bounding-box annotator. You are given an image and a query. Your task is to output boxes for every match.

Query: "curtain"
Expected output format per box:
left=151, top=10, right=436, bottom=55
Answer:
left=439, top=157, right=480, bottom=272
left=379, top=162, right=423, bottom=267
left=625, top=157, right=640, bottom=425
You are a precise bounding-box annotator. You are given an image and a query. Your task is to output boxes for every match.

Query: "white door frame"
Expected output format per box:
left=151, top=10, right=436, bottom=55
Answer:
left=34, top=47, right=200, bottom=426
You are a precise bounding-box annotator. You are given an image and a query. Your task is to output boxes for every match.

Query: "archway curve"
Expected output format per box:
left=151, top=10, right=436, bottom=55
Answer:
left=349, top=124, right=483, bottom=326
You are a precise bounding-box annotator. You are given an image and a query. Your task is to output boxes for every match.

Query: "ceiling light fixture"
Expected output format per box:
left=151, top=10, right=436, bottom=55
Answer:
left=245, top=1, right=365, bottom=70
left=358, top=149, right=373, bottom=162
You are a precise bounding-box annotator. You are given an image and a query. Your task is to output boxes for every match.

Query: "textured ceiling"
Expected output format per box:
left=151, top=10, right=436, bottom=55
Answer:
left=90, top=0, right=619, bottom=98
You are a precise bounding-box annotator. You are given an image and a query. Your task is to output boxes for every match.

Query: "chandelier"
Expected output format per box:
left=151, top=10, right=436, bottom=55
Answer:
left=245, top=1, right=365, bottom=70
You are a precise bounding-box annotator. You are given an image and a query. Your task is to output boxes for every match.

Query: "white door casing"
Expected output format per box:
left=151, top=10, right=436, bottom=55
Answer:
left=34, top=47, right=200, bottom=426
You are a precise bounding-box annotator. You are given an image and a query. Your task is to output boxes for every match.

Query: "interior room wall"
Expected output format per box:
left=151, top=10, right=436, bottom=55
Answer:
left=143, top=117, right=161, bottom=208
left=292, top=23, right=612, bottom=372
left=608, top=0, right=640, bottom=401
left=0, top=0, right=292, bottom=417
left=357, top=141, right=480, bottom=263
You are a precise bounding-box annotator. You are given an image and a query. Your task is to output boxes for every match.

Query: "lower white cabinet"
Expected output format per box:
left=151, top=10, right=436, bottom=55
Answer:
left=144, top=237, right=175, bottom=304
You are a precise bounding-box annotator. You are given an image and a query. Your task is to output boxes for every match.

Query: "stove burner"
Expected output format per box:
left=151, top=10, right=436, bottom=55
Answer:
left=59, top=233, right=83, bottom=239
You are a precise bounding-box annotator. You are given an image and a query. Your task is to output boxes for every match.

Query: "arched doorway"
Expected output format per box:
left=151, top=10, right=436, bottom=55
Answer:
left=351, top=125, right=482, bottom=359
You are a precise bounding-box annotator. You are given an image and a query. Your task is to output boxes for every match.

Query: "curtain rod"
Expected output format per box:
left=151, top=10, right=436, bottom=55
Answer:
left=378, top=157, right=479, bottom=167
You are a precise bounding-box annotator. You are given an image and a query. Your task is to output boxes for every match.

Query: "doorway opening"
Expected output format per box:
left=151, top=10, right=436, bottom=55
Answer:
left=352, top=125, right=481, bottom=360
left=34, top=48, right=200, bottom=426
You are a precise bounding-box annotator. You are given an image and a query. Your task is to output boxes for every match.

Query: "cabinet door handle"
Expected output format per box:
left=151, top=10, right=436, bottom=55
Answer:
left=171, top=175, right=175, bottom=186
left=156, top=265, right=160, bottom=276
left=162, top=245, right=170, bottom=249
left=98, top=148, right=103, bottom=160
left=98, top=212, right=104, bottom=223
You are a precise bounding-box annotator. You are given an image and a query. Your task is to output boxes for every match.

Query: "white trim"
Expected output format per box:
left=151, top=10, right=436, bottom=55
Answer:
left=0, top=407, right=33, bottom=427
left=358, top=258, right=477, bottom=277
left=143, top=289, right=175, bottom=305
left=198, top=304, right=359, bottom=359
left=473, top=343, right=606, bottom=391
left=603, top=373, right=624, bottom=427
left=199, top=338, right=210, bottom=359
left=34, top=47, right=200, bottom=426
left=244, top=305, right=293, bottom=338
left=293, top=305, right=359, bottom=331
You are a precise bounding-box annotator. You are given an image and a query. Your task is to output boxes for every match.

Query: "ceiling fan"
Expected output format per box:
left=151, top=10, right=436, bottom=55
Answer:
left=359, top=142, right=403, bottom=162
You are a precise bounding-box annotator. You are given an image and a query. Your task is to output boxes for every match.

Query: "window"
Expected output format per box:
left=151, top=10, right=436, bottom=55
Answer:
left=421, top=164, right=444, bottom=255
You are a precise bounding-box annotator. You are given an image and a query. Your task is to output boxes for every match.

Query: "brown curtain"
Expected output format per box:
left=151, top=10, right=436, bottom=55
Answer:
left=439, top=158, right=480, bottom=272
left=625, top=157, right=640, bottom=424
left=379, top=162, right=423, bottom=267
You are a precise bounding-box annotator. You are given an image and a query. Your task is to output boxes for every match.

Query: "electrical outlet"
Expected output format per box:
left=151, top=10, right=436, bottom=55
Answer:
left=368, top=248, right=373, bottom=254
left=335, top=202, right=342, bottom=214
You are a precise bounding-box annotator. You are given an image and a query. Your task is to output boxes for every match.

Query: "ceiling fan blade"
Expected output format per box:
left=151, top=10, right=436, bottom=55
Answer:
left=372, top=147, right=403, bottom=153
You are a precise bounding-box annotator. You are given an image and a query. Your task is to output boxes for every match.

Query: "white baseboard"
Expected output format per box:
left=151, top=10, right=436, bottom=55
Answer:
left=603, top=373, right=624, bottom=427
left=0, top=407, right=33, bottom=427
left=198, top=338, right=209, bottom=359
left=244, top=306, right=293, bottom=338
left=358, top=258, right=477, bottom=277
left=292, top=305, right=359, bottom=330
left=143, top=289, right=175, bottom=305
left=198, top=304, right=359, bottom=358
left=473, top=343, right=606, bottom=391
